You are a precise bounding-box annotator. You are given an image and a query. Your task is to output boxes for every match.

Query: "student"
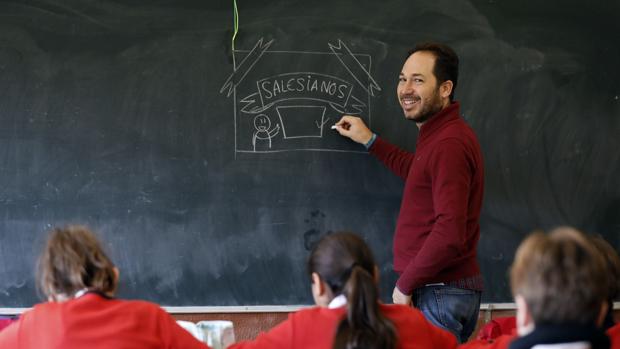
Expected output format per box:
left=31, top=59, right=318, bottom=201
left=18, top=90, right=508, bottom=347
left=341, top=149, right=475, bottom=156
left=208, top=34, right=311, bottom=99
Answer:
left=460, top=230, right=620, bottom=349
left=0, top=225, right=210, bottom=349
left=229, top=231, right=457, bottom=349
left=460, top=227, right=611, bottom=349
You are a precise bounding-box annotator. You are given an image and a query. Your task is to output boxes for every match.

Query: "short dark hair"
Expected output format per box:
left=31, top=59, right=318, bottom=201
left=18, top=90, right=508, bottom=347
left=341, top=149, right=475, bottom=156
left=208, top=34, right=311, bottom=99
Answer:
left=408, top=42, right=459, bottom=101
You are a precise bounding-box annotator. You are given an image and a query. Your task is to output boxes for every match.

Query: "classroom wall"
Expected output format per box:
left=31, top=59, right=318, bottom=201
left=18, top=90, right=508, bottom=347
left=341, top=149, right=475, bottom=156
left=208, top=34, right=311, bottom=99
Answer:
left=2, top=0, right=619, bottom=309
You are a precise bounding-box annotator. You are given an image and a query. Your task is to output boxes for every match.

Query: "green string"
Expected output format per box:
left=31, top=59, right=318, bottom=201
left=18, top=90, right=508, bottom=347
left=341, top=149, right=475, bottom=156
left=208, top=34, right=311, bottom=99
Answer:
left=231, top=0, right=239, bottom=68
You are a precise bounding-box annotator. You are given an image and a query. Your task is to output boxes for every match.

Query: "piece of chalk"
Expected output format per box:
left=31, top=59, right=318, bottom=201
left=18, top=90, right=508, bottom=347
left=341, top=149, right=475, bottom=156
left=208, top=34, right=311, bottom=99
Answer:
left=331, top=125, right=338, bottom=129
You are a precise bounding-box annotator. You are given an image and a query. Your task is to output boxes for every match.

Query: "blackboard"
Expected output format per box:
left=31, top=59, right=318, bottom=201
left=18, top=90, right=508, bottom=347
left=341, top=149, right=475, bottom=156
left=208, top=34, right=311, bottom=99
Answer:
left=0, top=0, right=618, bottom=307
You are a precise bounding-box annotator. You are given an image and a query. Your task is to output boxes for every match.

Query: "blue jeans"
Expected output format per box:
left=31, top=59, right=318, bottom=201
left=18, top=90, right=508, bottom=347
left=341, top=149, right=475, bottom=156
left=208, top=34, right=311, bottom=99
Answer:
left=413, top=285, right=481, bottom=343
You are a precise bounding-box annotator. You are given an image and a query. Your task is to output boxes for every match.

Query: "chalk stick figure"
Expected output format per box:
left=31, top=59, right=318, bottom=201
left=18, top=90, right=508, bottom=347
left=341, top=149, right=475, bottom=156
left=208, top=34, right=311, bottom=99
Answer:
left=252, top=114, right=280, bottom=151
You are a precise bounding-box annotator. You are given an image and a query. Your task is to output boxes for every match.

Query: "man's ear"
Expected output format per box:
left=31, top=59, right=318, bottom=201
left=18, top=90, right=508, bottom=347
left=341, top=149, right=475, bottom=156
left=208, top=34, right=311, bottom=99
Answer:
left=440, top=80, right=453, bottom=99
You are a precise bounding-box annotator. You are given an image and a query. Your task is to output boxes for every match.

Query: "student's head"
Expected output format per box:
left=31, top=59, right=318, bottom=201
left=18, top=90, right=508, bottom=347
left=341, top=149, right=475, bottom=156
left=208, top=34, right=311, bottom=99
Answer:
left=307, top=232, right=376, bottom=305
left=398, top=42, right=458, bottom=124
left=37, top=225, right=118, bottom=301
left=510, top=227, right=609, bottom=335
left=307, top=232, right=397, bottom=349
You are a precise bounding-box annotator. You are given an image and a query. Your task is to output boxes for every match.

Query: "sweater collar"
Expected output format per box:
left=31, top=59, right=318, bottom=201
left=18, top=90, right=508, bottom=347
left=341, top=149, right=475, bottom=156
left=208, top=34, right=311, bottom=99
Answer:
left=509, top=324, right=610, bottom=349
left=417, top=101, right=461, bottom=145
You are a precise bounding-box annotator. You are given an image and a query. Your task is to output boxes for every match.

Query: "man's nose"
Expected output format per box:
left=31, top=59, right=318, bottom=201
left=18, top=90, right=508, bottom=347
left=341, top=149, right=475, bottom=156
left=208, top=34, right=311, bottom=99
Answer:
left=401, top=81, right=415, bottom=94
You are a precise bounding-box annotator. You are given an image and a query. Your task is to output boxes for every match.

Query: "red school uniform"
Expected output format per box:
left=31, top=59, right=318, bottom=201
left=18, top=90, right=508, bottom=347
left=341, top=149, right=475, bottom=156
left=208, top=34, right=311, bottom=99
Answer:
left=458, top=323, right=620, bottom=349
left=609, top=322, right=620, bottom=349
left=458, top=334, right=516, bottom=349
left=229, top=303, right=457, bottom=349
left=0, top=292, right=209, bottom=349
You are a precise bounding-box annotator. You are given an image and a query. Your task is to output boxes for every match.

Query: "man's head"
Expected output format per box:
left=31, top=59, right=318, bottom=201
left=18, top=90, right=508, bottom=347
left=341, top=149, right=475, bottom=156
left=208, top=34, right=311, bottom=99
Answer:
left=510, top=227, right=609, bottom=335
left=397, top=42, right=459, bottom=125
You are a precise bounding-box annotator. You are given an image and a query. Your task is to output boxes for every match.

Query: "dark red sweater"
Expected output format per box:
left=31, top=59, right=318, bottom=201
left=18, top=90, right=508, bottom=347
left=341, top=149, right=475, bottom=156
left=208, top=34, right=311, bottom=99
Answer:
left=370, top=102, right=484, bottom=294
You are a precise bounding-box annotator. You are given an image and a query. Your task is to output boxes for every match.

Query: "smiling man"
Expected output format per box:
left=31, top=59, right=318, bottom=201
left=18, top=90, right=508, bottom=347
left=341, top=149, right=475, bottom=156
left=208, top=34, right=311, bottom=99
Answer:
left=334, top=42, right=484, bottom=343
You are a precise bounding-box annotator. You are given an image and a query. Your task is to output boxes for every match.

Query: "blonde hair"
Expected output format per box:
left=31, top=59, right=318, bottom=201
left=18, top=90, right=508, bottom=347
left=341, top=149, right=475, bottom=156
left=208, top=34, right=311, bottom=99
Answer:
left=37, top=225, right=117, bottom=300
left=510, top=227, right=609, bottom=325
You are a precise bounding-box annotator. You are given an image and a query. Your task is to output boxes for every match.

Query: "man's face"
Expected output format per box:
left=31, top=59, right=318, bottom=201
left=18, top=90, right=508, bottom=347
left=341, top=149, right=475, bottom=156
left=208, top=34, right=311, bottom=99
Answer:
left=397, top=51, right=446, bottom=124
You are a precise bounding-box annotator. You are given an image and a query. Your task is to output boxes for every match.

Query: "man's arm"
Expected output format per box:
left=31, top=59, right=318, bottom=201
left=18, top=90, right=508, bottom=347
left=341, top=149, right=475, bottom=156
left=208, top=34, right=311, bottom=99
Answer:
left=334, top=115, right=415, bottom=179
left=395, top=139, right=475, bottom=294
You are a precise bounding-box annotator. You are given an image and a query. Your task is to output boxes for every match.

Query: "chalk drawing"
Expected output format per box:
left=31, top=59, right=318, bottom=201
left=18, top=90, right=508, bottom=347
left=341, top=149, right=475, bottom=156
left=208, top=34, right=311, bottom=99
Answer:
left=252, top=114, right=280, bottom=151
left=221, top=38, right=381, bottom=153
left=276, top=106, right=328, bottom=139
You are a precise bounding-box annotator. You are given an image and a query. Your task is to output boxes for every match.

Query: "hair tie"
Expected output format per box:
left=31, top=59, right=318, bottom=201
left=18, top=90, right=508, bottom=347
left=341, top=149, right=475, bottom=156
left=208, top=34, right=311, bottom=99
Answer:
left=341, top=262, right=363, bottom=283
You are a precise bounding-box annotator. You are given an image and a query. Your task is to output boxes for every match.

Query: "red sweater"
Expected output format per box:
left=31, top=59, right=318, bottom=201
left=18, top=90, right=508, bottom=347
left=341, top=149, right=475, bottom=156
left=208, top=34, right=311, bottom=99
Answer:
left=458, top=323, right=620, bottom=349
left=458, top=334, right=516, bottom=349
left=229, top=303, right=457, bottom=349
left=0, top=293, right=210, bottom=349
left=609, top=323, right=620, bottom=349
left=370, top=102, right=484, bottom=294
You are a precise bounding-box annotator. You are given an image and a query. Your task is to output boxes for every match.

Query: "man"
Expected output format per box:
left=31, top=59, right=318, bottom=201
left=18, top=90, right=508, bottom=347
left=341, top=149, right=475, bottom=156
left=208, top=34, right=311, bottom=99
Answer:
left=334, top=42, right=484, bottom=342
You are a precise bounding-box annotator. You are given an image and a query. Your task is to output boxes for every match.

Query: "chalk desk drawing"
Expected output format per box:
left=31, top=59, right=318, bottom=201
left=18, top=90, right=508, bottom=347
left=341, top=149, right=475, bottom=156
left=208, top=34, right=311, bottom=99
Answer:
left=221, top=39, right=381, bottom=154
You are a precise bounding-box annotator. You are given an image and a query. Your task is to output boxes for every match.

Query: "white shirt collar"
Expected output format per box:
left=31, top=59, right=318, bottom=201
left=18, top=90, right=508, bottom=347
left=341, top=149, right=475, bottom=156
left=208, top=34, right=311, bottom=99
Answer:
left=74, top=288, right=90, bottom=299
left=532, top=343, right=590, bottom=349
left=328, top=294, right=347, bottom=309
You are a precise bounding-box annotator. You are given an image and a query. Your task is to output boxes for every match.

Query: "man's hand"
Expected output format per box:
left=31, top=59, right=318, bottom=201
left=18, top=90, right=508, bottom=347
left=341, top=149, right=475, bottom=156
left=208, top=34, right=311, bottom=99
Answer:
left=333, top=115, right=373, bottom=145
left=392, top=286, right=412, bottom=305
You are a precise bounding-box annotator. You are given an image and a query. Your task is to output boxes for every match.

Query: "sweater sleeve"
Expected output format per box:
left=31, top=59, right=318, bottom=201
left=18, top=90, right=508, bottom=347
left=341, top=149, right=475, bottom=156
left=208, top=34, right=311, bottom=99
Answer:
left=369, top=136, right=416, bottom=180
left=607, top=324, right=620, bottom=349
left=0, top=320, right=19, bottom=348
left=158, top=308, right=211, bottom=349
left=227, top=313, right=295, bottom=349
left=458, top=334, right=515, bottom=349
left=396, top=139, right=474, bottom=293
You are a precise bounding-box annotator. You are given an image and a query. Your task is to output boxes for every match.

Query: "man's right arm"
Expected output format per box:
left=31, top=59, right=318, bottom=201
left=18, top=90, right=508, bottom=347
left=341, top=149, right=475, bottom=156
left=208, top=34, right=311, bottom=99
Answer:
left=334, top=115, right=415, bottom=179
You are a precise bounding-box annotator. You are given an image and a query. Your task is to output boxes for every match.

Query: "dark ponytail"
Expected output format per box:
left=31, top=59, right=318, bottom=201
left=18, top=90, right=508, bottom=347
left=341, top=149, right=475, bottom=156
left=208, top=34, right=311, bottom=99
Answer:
left=308, top=232, right=397, bottom=349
